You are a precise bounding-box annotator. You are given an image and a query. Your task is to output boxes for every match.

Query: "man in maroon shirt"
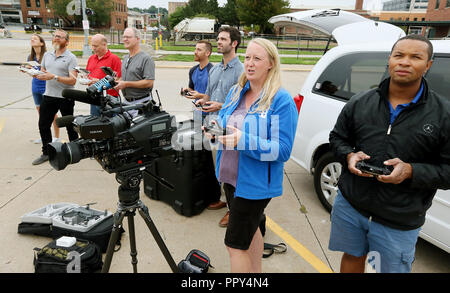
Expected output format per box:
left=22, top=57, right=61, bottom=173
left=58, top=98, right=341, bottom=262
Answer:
left=86, top=34, right=122, bottom=116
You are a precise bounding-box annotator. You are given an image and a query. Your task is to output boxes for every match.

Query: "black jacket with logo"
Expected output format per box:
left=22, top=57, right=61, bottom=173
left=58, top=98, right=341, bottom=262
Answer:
left=330, top=77, right=450, bottom=230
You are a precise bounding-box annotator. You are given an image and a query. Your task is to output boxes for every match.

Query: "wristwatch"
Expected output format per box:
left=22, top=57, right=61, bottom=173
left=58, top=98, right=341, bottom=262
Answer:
left=53, top=75, right=58, bottom=81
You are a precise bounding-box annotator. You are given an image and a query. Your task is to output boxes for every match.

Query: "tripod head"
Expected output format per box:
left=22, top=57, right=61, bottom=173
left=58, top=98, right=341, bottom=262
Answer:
left=115, top=162, right=174, bottom=206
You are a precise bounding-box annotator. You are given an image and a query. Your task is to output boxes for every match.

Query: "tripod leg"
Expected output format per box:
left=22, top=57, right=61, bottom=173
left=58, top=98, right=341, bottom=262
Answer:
left=102, top=211, right=126, bottom=273
left=127, top=213, right=139, bottom=273
left=138, top=205, right=179, bottom=273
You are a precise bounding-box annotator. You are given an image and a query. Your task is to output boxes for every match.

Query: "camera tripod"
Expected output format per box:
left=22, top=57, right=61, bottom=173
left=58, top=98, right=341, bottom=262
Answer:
left=101, top=170, right=179, bottom=273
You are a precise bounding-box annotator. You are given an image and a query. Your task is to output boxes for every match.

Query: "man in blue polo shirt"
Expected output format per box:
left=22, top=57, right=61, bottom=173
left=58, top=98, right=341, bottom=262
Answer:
left=189, top=26, right=244, bottom=226
left=182, top=40, right=213, bottom=121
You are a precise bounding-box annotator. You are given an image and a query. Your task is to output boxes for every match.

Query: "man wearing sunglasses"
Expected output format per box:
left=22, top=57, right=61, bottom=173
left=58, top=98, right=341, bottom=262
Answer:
left=114, top=28, right=155, bottom=117
left=32, top=29, right=78, bottom=165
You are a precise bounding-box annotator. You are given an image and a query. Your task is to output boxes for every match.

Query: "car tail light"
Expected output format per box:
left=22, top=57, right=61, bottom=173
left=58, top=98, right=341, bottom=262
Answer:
left=293, top=94, right=304, bottom=113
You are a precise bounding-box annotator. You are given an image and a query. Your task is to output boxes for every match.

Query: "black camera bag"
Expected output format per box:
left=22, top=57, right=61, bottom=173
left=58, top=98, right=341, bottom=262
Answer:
left=178, top=249, right=213, bottom=273
left=34, top=239, right=103, bottom=273
left=18, top=215, right=124, bottom=253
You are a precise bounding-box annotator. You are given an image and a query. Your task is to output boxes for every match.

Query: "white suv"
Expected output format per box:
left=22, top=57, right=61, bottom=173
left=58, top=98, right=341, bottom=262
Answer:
left=272, top=10, right=450, bottom=253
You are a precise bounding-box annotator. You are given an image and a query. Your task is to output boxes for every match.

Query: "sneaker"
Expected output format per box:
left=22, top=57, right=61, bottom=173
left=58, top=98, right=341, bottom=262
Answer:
left=32, top=155, right=49, bottom=165
left=52, top=137, right=61, bottom=143
left=32, top=138, right=42, bottom=144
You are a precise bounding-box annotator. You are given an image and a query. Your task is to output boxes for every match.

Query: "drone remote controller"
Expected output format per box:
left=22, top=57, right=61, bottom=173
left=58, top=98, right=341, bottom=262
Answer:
left=355, top=161, right=392, bottom=176
left=204, top=122, right=226, bottom=136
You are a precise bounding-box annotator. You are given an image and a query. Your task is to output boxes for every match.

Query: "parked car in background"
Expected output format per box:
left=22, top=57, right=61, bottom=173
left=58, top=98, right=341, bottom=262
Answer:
left=24, top=24, right=42, bottom=32
left=270, top=9, right=450, bottom=253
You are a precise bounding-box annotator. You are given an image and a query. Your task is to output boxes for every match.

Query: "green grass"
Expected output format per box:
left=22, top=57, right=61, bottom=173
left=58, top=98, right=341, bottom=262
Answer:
left=106, top=43, right=323, bottom=56
left=74, top=50, right=320, bottom=65
left=158, top=45, right=322, bottom=56
left=157, top=54, right=320, bottom=65
left=72, top=51, right=126, bottom=59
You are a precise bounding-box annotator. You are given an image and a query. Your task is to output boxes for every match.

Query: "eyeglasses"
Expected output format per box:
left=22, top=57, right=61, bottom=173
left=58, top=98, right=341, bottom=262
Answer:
left=122, top=36, right=135, bottom=39
left=52, top=34, right=65, bottom=39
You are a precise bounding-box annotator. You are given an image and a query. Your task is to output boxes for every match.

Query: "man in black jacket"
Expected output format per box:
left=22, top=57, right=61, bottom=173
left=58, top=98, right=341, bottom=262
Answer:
left=329, top=35, right=450, bottom=273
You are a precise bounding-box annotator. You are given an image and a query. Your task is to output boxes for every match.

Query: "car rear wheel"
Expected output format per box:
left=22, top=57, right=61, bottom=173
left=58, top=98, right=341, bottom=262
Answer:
left=314, top=152, right=342, bottom=212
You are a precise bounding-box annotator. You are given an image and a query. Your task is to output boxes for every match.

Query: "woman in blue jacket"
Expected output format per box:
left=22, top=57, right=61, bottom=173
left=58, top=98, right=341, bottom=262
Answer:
left=208, top=38, right=298, bottom=272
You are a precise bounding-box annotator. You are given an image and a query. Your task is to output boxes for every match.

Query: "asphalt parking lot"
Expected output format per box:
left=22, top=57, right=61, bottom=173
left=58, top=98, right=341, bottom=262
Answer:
left=0, top=36, right=448, bottom=274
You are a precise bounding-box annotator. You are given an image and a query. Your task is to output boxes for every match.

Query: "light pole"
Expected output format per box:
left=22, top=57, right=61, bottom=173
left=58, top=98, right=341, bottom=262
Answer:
left=81, top=0, right=90, bottom=57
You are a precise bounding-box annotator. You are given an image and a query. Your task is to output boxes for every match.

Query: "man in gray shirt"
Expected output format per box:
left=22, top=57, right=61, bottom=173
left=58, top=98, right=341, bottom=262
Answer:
left=115, top=28, right=155, bottom=117
left=193, top=26, right=244, bottom=117
left=191, top=26, right=244, bottom=226
left=32, top=29, right=78, bottom=165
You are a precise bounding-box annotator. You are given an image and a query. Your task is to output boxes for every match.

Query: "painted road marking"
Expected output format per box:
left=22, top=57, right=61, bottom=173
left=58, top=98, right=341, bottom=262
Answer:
left=0, top=118, right=5, bottom=133
left=266, top=216, right=333, bottom=273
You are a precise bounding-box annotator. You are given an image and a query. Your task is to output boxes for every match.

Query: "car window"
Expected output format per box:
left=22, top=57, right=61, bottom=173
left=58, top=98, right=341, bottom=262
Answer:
left=426, top=56, right=450, bottom=100
left=313, top=52, right=390, bottom=101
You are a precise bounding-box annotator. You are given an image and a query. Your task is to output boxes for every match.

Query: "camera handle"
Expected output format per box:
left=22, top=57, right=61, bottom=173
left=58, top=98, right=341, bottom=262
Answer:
left=101, top=171, right=179, bottom=273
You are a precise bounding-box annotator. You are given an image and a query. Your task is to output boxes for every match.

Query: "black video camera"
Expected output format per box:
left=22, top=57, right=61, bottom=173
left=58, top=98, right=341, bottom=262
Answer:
left=48, top=67, right=177, bottom=174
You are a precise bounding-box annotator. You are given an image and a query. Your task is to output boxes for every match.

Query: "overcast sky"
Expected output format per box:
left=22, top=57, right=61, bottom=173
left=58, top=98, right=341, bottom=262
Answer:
left=127, top=0, right=388, bottom=10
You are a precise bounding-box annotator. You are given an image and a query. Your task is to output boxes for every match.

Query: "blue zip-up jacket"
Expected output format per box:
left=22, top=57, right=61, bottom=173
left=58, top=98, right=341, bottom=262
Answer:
left=216, top=81, right=298, bottom=200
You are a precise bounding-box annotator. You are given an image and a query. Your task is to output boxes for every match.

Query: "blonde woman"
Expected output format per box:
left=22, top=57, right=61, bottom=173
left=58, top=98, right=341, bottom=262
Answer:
left=208, top=38, right=298, bottom=272
left=28, top=34, right=60, bottom=143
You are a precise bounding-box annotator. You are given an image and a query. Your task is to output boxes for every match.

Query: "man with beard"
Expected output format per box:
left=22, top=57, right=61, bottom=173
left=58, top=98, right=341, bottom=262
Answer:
left=181, top=40, right=213, bottom=121
left=191, top=27, right=244, bottom=226
left=32, top=29, right=78, bottom=165
left=329, top=35, right=450, bottom=273
left=192, top=27, right=243, bottom=118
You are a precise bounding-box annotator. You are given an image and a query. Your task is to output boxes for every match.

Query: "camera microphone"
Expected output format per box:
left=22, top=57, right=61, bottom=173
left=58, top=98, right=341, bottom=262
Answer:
left=62, top=89, right=101, bottom=106
left=55, top=115, right=75, bottom=128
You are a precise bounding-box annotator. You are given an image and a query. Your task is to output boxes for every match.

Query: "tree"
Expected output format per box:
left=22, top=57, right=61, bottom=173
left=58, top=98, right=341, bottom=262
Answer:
left=50, top=0, right=113, bottom=28
left=219, top=0, right=240, bottom=27
left=169, top=0, right=220, bottom=28
left=236, top=0, right=289, bottom=34
left=86, top=0, right=113, bottom=28
left=168, top=6, right=188, bottom=29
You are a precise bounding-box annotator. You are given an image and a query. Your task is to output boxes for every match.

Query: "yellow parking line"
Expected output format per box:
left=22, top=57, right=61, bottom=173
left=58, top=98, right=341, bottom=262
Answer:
left=0, top=119, right=5, bottom=133
left=266, top=216, right=333, bottom=273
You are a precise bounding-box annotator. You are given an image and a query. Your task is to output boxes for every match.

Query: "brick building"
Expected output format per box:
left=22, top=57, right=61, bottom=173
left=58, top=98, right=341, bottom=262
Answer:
left=425, top=0, right=450, bottom=37
left=110, top=0, right=127, bottom=30
left=20, top=0, right=54, bottom=25
left=19, top=0, right=127, bottom=30
left=168, top=1, right=187, bottom=15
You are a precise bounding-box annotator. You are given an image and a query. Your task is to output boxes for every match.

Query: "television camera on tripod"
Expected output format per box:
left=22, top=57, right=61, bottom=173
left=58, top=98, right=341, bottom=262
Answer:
left=47, top=66, right=179, bottom=273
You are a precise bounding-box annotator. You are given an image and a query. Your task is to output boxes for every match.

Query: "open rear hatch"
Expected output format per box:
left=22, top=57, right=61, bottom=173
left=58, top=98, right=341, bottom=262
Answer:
left=269, top=9, right=405, bottom=46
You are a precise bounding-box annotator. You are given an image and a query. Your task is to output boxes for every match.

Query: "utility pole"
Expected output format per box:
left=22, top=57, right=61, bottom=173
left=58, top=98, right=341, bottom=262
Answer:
left=81, top=0, right=90, bottom=57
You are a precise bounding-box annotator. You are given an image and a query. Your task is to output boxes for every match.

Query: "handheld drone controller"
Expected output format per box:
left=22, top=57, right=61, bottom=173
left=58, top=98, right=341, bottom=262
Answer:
left=355, top=161, right=392, bottom=176
left=204, top=121, right=226, bottom=136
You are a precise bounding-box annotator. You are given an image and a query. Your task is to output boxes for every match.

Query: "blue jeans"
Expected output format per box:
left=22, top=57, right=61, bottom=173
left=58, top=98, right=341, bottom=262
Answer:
left=329, top=190, right=421, bottom=273
left=33, top=92, right=44, bottom=106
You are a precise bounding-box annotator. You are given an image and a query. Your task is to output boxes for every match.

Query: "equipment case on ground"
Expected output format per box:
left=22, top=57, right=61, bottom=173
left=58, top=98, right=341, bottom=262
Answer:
left=143, top=120, right=221, bottom=217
